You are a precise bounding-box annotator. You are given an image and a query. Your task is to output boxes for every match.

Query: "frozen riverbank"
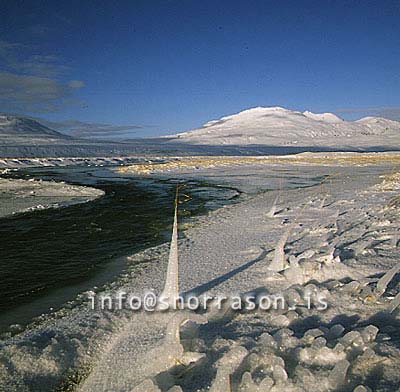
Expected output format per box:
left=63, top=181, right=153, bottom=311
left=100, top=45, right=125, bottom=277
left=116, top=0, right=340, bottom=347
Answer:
left=0, top=176, right=104, bottom=218
left=0, top=167, right=237, bottom=332
left=1, top=160, right=400, bottom=391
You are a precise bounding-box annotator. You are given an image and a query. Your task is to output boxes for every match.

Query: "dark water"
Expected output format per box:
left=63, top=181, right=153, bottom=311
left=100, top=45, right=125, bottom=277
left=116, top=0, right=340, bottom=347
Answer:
left=0, top=167, right=240, bottom=330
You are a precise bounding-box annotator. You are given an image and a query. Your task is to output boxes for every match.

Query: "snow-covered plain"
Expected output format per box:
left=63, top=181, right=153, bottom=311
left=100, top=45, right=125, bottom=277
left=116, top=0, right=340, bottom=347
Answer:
left=169, top=107, right=400, bottom=149
left=1, top=159, right=400, bottom=392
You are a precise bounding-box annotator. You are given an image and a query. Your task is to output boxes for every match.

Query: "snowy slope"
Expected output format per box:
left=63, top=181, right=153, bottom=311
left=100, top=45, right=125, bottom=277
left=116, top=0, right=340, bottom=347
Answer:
left=170, top=107, right=400, bottom=148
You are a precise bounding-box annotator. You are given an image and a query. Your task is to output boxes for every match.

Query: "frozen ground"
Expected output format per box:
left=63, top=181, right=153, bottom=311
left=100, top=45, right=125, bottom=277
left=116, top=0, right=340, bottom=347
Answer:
left=0, top=175, right=104, bottom=217
left=1, top=159, right=400, bottom=392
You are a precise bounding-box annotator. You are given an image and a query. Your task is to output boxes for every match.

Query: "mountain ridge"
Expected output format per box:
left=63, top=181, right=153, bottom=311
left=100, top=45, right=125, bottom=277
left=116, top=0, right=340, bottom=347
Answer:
left=1, top=109, right=400, bottom=157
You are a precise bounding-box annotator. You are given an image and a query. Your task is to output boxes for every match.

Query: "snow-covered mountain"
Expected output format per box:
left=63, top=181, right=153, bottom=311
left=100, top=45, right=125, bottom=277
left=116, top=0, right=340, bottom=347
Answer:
left=0, top=115, right=70, bottom=139
left=170, top=107, right=400, bottom=148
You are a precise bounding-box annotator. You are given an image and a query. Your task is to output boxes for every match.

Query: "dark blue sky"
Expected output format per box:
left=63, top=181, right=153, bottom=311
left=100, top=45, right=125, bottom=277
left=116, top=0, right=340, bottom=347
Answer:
left=1, top=0, right=399, bottom=138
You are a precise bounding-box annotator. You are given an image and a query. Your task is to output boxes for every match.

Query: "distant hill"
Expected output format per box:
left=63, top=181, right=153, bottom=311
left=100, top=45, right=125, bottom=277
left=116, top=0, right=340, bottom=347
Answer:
left=0, top=115, right=70, bottom=140
left=168, top=107, right=400, bottom=149
left=0, top=114, right=183, bottom=158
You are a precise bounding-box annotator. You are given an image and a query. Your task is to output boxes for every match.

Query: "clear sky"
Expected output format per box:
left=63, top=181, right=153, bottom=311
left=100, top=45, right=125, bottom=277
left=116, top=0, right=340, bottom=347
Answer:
left=0, top=0, right=399, bottom=138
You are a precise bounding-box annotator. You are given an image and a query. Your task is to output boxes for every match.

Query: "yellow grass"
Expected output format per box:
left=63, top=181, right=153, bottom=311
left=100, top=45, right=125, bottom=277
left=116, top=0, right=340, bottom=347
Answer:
left=377, top=172, right=400, bottom=191
left=117, top=153, right=400, bottom=175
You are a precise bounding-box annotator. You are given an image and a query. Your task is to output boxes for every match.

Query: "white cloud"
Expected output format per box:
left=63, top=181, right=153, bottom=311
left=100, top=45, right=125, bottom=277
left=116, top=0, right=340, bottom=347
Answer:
left=0, top=72, right=84, bottom=112
left=68, top=80, right=85, bottom=89
left=32, top=118, right=144, bottom=139
left=0, top=39, right=85, bottom=112
left=0, top=40, right=67, bottom=78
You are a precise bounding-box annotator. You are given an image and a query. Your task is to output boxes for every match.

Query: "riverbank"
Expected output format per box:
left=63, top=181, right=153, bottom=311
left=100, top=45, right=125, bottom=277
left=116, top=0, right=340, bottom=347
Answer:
left=0, top=176, right=104, bottom=218
left=0, top=167, right=238, bottom=332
